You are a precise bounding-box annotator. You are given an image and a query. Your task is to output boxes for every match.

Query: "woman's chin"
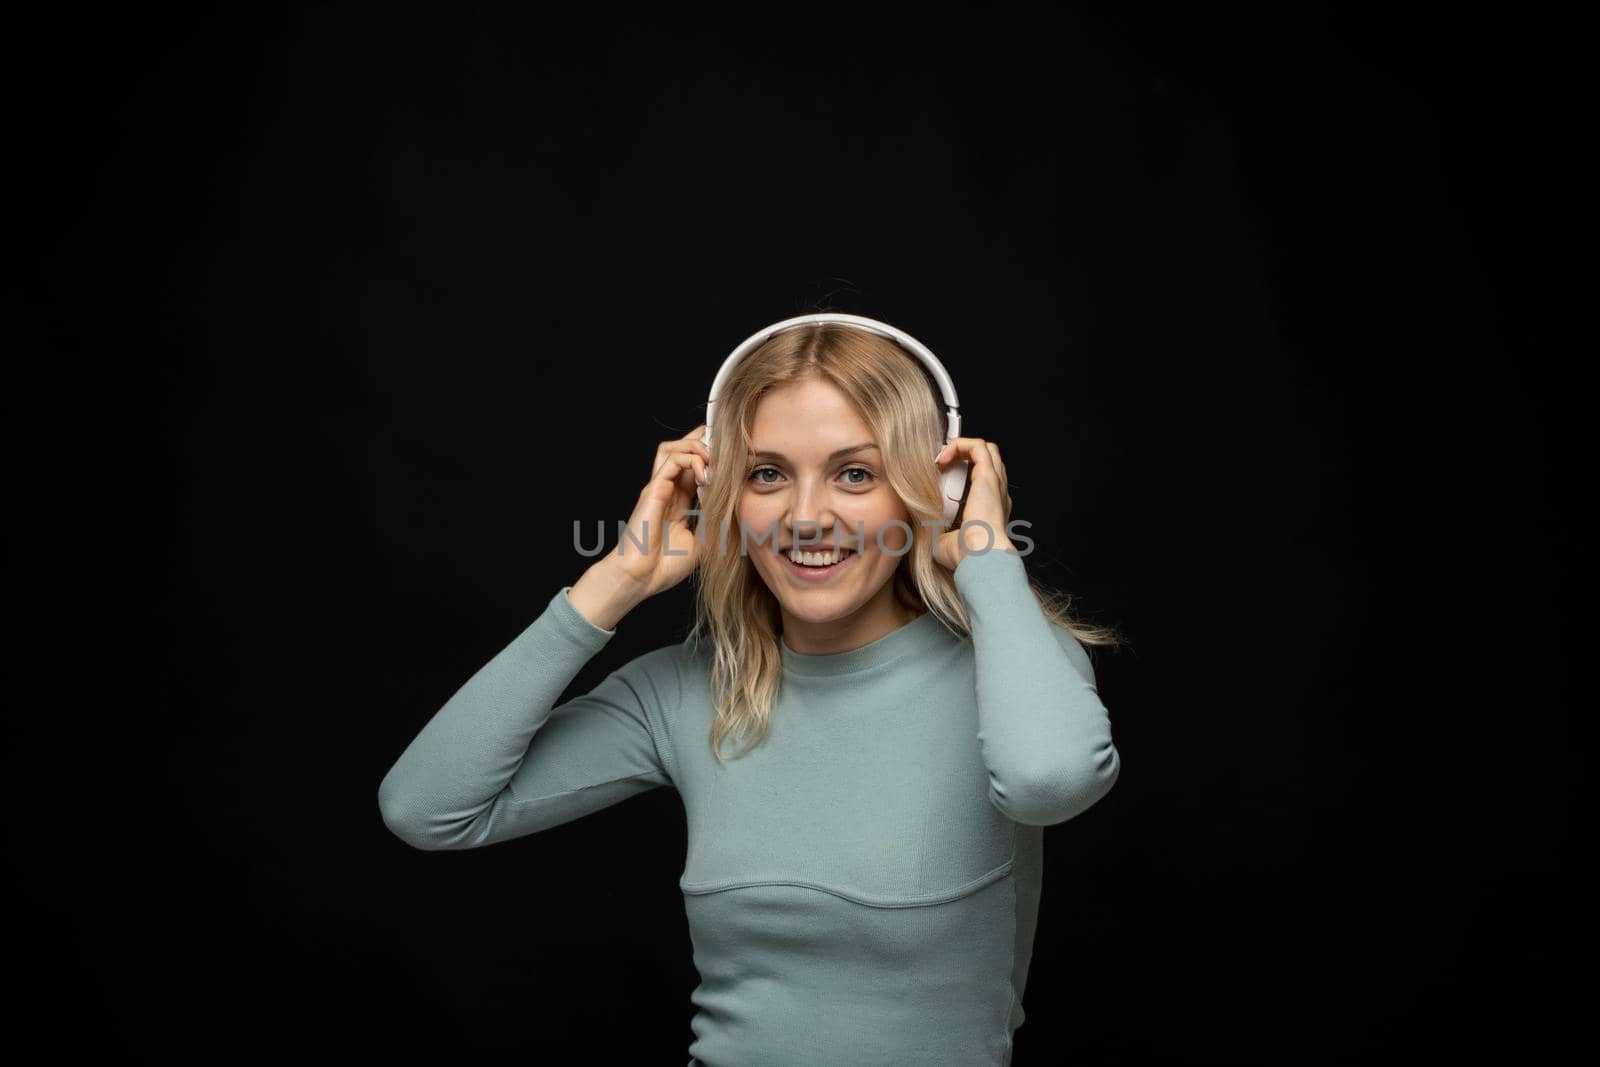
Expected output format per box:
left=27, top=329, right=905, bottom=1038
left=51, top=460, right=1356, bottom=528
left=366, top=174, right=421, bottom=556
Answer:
left=776, top=586, right=853, bottom=614
left=768, top=570, right=883, bottom=624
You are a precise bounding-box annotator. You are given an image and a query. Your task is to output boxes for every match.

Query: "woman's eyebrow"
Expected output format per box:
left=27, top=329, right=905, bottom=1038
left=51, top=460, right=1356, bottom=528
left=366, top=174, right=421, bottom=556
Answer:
left=749, top=443, right=880, bottom=462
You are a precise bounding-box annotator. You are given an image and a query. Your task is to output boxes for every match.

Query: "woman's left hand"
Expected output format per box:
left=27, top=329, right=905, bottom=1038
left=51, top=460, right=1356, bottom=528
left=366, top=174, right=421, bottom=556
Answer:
left=933, top=437, right=1015, bottom=571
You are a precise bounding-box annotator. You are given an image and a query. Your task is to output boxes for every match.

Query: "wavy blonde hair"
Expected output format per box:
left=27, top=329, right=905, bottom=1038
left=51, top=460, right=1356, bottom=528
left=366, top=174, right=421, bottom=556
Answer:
left=684, top=321, right=1120, bottom=765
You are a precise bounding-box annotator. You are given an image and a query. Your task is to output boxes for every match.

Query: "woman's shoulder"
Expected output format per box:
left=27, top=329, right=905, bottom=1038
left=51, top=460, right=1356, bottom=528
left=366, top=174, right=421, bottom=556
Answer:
left=599, top=635, right=714, bottom=718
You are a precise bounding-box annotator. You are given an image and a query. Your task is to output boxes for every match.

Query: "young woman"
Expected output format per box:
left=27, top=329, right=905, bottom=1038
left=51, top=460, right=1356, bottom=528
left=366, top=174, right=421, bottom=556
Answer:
left=378, top=318, right=1123, bottom=1066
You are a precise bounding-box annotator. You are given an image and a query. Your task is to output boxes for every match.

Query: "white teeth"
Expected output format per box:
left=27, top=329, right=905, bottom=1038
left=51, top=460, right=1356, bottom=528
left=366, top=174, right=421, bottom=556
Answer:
left=789, top=548, right=852, bottom=566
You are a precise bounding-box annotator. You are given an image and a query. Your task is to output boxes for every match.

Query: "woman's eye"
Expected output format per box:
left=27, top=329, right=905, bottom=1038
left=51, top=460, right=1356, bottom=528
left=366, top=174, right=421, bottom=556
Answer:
left=746, top=466, right=875, bottom=486
left=841, top=466, right=874, bottom=486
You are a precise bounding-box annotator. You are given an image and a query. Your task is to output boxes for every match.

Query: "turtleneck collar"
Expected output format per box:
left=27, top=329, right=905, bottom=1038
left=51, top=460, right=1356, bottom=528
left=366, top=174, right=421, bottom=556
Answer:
left=779, top=609, right=949, bottom=677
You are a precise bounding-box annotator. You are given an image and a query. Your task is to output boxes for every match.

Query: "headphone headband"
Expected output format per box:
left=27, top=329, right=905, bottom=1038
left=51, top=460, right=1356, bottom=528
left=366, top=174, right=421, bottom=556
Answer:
left=696, top=311, right=970, bottom=529
left=702, top=312, right=962, bottom=448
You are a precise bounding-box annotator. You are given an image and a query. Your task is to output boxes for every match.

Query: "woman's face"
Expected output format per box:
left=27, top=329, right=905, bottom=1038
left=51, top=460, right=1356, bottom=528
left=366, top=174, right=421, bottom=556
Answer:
left=735, top=377, right=914, bottom=628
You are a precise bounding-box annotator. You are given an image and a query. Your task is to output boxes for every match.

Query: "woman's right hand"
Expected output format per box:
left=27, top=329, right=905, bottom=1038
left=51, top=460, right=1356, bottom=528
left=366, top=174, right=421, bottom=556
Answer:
left=593, top=423, right=712, bottom=604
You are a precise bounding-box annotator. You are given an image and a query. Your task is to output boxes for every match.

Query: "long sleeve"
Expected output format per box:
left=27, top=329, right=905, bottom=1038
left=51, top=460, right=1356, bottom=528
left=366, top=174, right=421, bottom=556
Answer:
left=953, top=546, right=1121, bottom=826
left=377, top=585, right=679, bottom=851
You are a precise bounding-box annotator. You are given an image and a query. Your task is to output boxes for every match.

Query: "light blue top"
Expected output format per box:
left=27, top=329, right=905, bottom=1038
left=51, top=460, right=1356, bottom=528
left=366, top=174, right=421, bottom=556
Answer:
left=378, top=547, right=1121, bottom=1066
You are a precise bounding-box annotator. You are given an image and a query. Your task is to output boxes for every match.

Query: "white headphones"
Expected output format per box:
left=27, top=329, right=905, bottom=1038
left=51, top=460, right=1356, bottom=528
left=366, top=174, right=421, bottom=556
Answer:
left=696, top=312, right=970, bottom=530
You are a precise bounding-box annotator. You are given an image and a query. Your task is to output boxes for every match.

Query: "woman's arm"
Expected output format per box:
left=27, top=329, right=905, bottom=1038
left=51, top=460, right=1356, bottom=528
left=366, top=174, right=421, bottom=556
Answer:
left=953, top=546, right=1122, bottom=826
left=376, top=584, right=679, bottom=851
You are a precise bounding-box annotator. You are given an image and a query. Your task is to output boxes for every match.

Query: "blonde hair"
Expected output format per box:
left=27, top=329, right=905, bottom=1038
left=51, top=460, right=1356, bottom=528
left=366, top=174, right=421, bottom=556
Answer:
left=685, top=321, right=1120, bottom=765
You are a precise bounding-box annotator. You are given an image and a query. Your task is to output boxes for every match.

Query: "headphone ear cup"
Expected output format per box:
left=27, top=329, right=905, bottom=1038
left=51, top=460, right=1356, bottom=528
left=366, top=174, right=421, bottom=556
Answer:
left=940, top=459, right=970, bottom=529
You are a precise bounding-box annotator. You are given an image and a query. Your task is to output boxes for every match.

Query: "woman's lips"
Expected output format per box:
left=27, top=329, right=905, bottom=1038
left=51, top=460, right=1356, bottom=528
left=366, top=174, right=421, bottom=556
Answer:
left=781, top=549, right=856, bottom=582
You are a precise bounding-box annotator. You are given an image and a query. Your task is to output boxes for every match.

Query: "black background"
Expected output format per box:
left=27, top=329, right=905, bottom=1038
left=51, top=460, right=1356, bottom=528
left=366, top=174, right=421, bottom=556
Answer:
left=37, top=3, right=1572, bottom=1062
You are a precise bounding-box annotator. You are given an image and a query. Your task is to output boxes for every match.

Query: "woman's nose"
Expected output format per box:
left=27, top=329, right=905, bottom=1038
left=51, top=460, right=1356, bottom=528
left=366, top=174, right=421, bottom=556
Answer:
left=784, top=517, right=833, bottom=545
left=786, top=482, right=838, bottom=528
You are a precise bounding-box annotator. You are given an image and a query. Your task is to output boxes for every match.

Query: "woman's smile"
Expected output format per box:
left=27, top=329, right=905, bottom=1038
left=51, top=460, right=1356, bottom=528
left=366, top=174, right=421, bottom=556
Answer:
left=782, top=547, right=858, bottom=582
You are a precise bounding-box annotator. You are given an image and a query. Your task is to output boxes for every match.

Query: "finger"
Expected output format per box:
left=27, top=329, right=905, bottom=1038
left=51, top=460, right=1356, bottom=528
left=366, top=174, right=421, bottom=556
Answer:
left=644, top=451, right=702, bottom=507
left=969, top=440, right=1007, bottom=498
left=984, top=443, right=1012, bottom=519
left=669, top=460, right=702, bottom=528
left=639, top=451, right=703, bottom=549
left=950, top=437, right=994, bottom=476
left=659, top=445, right=707, bottom=479
left=653, top=448, right=707, bottom=489
left=936, top=436, right=984, bottom=463
left=654, top=438, right=710, bottom=482
left=681, top=454, right=712, bottom=515
left=662, top=438, right=713, bottom=467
